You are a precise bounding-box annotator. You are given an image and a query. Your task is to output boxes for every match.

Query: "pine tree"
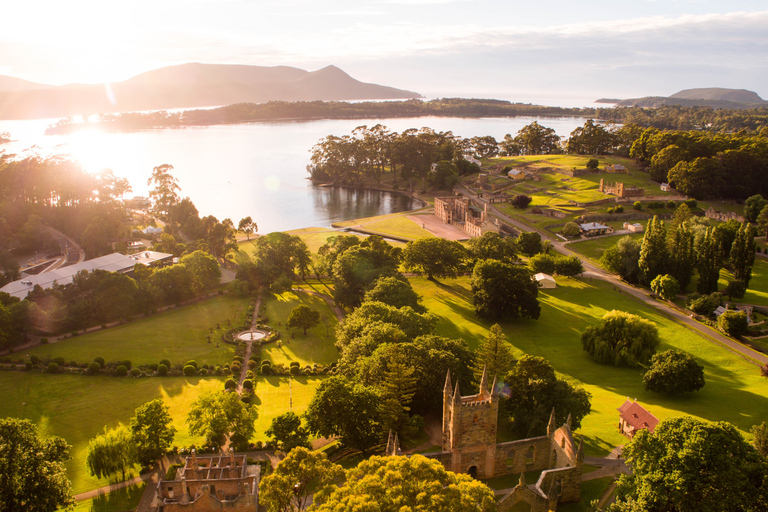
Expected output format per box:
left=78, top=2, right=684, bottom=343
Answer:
left=639, top=216, right=668, bottom=285
left=379, top=352, right=418, bottom=438
left=696, top=227, right=722, bottom=294
left=730, top=223, right=756, bottom=285
left=668, top=222, right=695, bottom=291
left=474, top=324, right=514, bottom=384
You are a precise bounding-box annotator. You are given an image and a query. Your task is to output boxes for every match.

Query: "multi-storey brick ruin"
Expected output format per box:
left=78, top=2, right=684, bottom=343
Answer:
left=599, top=179, right=644, bottom=198
left=434, top=195, right=500, bottom=238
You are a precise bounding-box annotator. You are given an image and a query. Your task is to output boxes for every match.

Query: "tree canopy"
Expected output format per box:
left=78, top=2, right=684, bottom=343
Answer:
left=265, top=412, right=312, bottom=453
left=186, top=391, right=255, bottom=449
left=401, top=237, right=467, bottom=280
left=471, top=259, right=540, bottom=320
left=0, top=418, right=74, bottom=512
left=581, top=310, right=660, bottom=367
left=643, top=349, right=705, bottom=395
left=311, top=455, right=496, bottom=512
left=130, top=399, right=176, bottom=468
left=86, top=424, right=134, bottom=481
left=504, top=355, right=592, bottom=437
left=287, top=305, right=320, bottom=335
left=615, top=417, right=768, bottom=511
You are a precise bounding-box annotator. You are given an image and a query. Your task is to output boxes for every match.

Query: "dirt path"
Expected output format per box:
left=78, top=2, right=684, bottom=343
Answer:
left=237, top=292, right=262, bottom=392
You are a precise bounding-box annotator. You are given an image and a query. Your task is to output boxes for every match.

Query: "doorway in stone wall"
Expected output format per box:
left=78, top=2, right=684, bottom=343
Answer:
left=468, top=466, right=478, bottom=479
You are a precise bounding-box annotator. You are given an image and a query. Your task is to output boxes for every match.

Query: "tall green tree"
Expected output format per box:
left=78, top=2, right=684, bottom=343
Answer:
left=264, top=412, right=311, bottom=453
left=752, top=421, right=768, bottom=459
left=305, top=376, right=383, bottom=454
left=471, top=259, right=540, bottom=320
left=650, top=274, right=680, bottom=301
left=130, top=399, right=176, bottom=468
left=615, top=417, right=768, bottom=511
left=638, top=216, right=668, bottom=285
left=643, top=349, right=705, bottom=395
left=379, top=352, right=418, bottom=439
left=86, top=424, right=135, bottom=481
left=581, top=310, right=659, bottom=367
left=465, top=232, right=517, bottom=264
left=147, top=164, right=180, bottom=218
left=474, top=324, right=514, bottom=383
left=363, top=275, right=425, bottom=313
left=756, top=205, right=768, bottom=240
left=402, top=237, right=467, bottom=280
left=312, top=455, right=496, bottom=512
left=744, top=194, right=767, bottom=223
left=259, top=447, right=344, bottom=512
left=513, top=121, right=561, bottom=155
left=730, top=223, right=756, bottom=285
left=237, top=216, right=256, bottom=240
left=667, top=222, right=695, bottom=290
left=504, top=355, right=592, bottom=437
left=601, top=236, right=641, bottom=284
left=186, top=391, right=255, bottom=449
left=0, top=418, right=74, bottom=512
left=696, top=227, right=723, bottom=294
left=287, top=305, right=320, bottom=335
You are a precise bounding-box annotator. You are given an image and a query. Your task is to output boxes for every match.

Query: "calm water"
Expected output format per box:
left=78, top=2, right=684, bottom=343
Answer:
left=0, top=116, right=590, bottom=233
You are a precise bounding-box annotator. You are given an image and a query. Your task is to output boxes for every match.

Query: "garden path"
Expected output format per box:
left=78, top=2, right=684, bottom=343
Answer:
left=237, top=292, right=262, bottom=393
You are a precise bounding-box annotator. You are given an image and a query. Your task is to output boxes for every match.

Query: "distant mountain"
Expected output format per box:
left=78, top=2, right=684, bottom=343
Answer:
left=596, top=88, right=767, bottom=109
left=0, top=63, right=422, bottom=120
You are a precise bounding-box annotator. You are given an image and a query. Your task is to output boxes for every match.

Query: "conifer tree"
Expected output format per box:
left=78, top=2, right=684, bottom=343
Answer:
left=474, top=324, right=514, bottom=384
left=638, top=216, right=668, bottom=285
left=379, top=352, right=418, bottom=439
left=730, top=223, right=756, bottom=285
left=667, top=222, right=695, bottom=290
left=696, top=227, right=722, bottom=294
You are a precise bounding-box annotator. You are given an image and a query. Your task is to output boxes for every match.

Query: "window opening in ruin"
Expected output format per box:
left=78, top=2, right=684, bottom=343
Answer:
left=525, top=446, right=535, bottom=465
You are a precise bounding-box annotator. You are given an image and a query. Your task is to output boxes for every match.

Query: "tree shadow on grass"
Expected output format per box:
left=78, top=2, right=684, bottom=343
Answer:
left=86, top=483, right=146, bottom=512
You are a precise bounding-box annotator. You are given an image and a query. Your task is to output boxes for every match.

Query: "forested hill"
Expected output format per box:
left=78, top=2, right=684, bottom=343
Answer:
left=0, top=63, right=422, bottom=120
left=45, top=98, right=768, bottom=135
left=597, top=88, right=768, bottom=109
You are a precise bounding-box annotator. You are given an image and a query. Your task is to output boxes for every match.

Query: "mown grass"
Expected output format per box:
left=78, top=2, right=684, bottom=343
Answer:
left=261, top=290, right=340, bottom=366
left=410, top=275, right=768, bottom=457
left=567, top=233, right=645, bottom=263
left=0, top=372, right=324, bottom=495
left=71, top=483, right=146, bottom=512
left=26, top=295, right=249, bottom=367
left=333, top=211, right=433, bottom=240
left=558, top=476, right=614, bottom=512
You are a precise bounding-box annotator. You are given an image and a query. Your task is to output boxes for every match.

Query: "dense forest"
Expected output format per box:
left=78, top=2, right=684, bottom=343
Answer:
left=45, top=99, right=768, bottom=134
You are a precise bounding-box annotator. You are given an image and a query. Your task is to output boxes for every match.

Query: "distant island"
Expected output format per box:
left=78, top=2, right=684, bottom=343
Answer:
left=597, top=87, right=768, bottom=109
left=0, top=63, right=422, bottom=120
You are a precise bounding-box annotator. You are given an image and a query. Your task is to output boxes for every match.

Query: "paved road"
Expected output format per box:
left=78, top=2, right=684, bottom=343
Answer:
left=455, top=184, right=768, bottom=367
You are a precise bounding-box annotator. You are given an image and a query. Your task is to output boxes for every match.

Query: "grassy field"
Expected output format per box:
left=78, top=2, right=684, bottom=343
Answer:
left=261, top=290, right=340, bottom=366
left=71, top=484, right=145, bottom=512
left=0, top=371, right=323, bottom=495
left=26, top=295, right=249, bottom=367
left=410, top=275, right=768, bottom=456
left=567, top=233, right=645, bottom=263
left=334, top=210, right=433, bottom=240
left=734, top=258, right=768, bottom=307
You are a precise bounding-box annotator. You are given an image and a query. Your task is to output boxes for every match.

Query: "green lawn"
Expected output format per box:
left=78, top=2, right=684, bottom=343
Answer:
left=71, top=484, right=145, bottom=512
left=26, top=295, right=249, bottom=367
left=558, top=477, right=614, bottom=512
left=410, top=275, right=768, bottom=456
left=567, top=233, right=645, bottom=263
left=261, top=290, right=340, bottom=366
left=738, top=258, right=768, bottom=307
left=334, top=211, right=433, bottom=240
left=0, top=371, right=324, bottom=495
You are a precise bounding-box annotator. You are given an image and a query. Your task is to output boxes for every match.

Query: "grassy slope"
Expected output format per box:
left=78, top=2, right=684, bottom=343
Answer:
left=410, top=275, right=768, bottom=456
left=261, top=290, right=340, bottom=366
left=26, top=295, right=249, bottom=367
left=567, top=233, right=645, bottom=263
left=334, top=211, right=434, bottom=240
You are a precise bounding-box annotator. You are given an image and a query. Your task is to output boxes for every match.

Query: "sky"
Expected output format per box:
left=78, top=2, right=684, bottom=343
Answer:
left=2, top=0, right=767, bottom=106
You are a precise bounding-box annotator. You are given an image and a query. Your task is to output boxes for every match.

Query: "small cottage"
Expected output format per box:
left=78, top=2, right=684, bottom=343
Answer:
left=534, top=273, right=557, bottom=289
left=617, top=398, right=659, bottom=439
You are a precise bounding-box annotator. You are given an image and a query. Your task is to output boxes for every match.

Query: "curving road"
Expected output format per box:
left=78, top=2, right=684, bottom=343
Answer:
left=455, top=184, right=768, bottom=367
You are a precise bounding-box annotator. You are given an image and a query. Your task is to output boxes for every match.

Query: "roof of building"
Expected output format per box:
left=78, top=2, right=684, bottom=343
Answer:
left=0, top=251, right=173, bottom=300
left=143, top=226, right=163, bottom=234
left=579, top=222, right=610, bottom=230
left=508, top=169, right=525, bottom=176
left=617, top=399, right=659, bottom=434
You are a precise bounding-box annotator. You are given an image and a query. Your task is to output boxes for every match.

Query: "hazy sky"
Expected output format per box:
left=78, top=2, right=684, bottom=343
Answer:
left=3, top=0, right=767, bottom=105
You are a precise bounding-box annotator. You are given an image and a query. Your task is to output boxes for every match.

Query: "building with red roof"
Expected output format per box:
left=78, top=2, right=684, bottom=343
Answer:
left=617, top=398, right=659, bottom=439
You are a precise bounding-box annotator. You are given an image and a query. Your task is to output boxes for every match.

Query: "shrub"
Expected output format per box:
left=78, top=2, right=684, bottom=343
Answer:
left=271, top=274, right=293, bottom=294
left=562, top=222, right=581, bottom=238
left=120, top=360, right=132, bottom=370
left=607, top=207, right=615, bottom=214
left=248, top=360, right=258, bottom=369
left=52, top=356, right=66, bottom=367
left=147, top=363, right=159, bottom=371
left=242, top=379, right=254, bottom=390
left=633, top=201, right=642, bottom=210
left=717, top=310, right=748, bottom=337
left=290, top=366, right=301, bottom=376
left=88, top=362, right=101, bottom=375
left=183, top=365, right=198, bottom=376
left=666, top=200, right=677, bottom=209
left=684, top=198, right=697, bottom=209
left=157, top=364, right=169, bottom=376
left=615, top=205, right=624, bottom=213
left=94, top=357, right=105, bottom=368
left=233, top=355, right=244, bottom=363
left=30, top=355, right=40, bottom=365
left=47, top=362, right=59, bottom=373
left=261, top=365, right=272, bottom=375
left=115, top=365, right=128, bottom=376
left=643, top=349, right=705, bottom=395
left=185, top=360, right=198, bottom=370
left=24, top=361, right=33, bottom=371
left=160, top=358, right=171, bottom=368
left=245, top=370, right=255, bottom=380
left=581, top=310, right=659, bottom=367
left=225, top=378, right=237, bottom=390
left=586, top=158, right=599, bottom=170
left=199, top=369, right=208, bottom=376
left=40, top=337, right=49, bottom=344
left=130, top=368, right=141, bottom=377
